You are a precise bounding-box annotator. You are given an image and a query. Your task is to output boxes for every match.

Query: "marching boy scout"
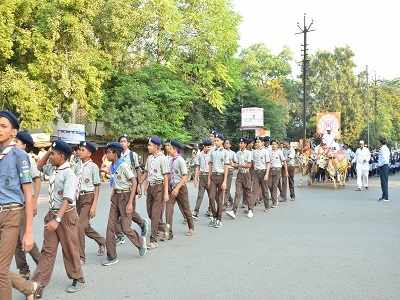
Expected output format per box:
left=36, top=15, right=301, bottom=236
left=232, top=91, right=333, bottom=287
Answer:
left=268, top=140, right=288, bottom=208
left=34, top=140, right=85, bottom=297
left=192, top=139, right=212, bottom=219
left=208, top=133, right=229, bottom=228
left=0, top=111, right=35, bottom=300
left=252, top=136, right=271, bottom=212
left=223, top=139, right=236, bottom=207
left=102, top=142, right=147, bottom=266
left=14, top=131, right=41, bottom=279
left=143, top=137, right=169, bottom=249
left=226, top=137, right=253, bottom=219
left=115, top=134, right=145, bottom=245
left=76, top=141, right=106, bottom=263
left=165, top=140, right=194, bottom=238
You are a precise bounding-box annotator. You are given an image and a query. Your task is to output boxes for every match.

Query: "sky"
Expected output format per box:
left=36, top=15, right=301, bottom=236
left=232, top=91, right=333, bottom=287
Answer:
left=232, top=0, right=400, bottom=80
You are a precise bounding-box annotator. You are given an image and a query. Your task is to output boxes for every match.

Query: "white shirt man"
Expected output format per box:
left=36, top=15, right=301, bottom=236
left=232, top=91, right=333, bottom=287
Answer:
left=322, top=130, right=335, bottom=148
left=353, top=141, right=371, bottom=190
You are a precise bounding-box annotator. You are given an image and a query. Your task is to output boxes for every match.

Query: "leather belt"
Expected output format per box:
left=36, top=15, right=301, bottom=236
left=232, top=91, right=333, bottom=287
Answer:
left=149, top=181, right=163, bottom=186
left=212, top=172, right=224, bottom=176
left=114, top=189, right=131, bottom=193
left=79, top=191, right=94, bottom=195
left=200, top=172, right=208, bottom=176
left=0, top=203, right=24, bottom=213
left=239, top=168, right=249, bottom=173
left=50, top=206, right=74, bottom=214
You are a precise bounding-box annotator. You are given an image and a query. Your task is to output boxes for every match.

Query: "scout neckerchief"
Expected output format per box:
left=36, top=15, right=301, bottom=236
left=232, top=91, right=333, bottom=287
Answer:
left=169, top=154, right=180, bottom=188
left=0, top=144, right=15, bottom=160
left=200, top=151, right=209, bottom=172
left=149, top=151, right=162, bottom=178
left=78, top=159, right=92, bottom=191
left=110, top=158, right=124, bottom=188
left=49, top=162, right=71, bottom=210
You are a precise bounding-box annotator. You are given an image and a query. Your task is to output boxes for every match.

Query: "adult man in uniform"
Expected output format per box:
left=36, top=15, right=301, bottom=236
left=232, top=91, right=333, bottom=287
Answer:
left=377, top=138, right=390, bottom=202
left=76, top=141, right=106, bottom=263
left=283, top=141, right=296, bottom=201
left=192, top=139, right=212, bottom=219
left=0, top=111, right=35, bottom=300
left=353, top=140, right=371, bottom=191
left=102, top=142, right=147, bottom=266
left=34, top=140, right=85, bottom=297
left=251, top=136, right=271, bottom=212
left=208, top=133, right=229, bottom=228
left=268, top=140, right=288, bottom=208
left=143, top=137, right=169, bottom=249
left=14, top=131, right=41, bottom=279
left=226, top=137, right=253, bottom=219
left=165, top=140, right=194, bottom=238
left=223, top=139, right=236, bottom=208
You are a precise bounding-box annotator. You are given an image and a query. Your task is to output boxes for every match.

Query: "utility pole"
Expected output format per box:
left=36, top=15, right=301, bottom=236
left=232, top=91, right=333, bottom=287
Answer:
left=374, top=72, right=378, bottom=141
left=365, top=65, right=370, bottom=146
left=296, top=14, right=315, bottom=141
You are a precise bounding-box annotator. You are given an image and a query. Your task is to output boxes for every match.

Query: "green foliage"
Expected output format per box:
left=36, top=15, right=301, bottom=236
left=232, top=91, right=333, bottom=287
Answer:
left=102, top=64, right=198, bottom=142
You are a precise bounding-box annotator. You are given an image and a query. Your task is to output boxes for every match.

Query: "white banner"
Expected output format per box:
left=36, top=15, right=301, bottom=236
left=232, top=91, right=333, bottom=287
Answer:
left=57, top=123, right=85, bottom=144
left=241, top=107, right=264, bottom=128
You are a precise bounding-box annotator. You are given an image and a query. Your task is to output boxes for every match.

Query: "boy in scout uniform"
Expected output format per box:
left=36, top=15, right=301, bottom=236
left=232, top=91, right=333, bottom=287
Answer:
left=192, top=139, right=212, bottom=219
left=208, top=133, right=229, bottom=228
left=165, top=140, right=194, bottom=238
left=0, top=111, right=35, bottom=300
left=223, top=139, right=236, bottom=208
left=76, top=141, right=106, bottom=263
left=102, top=142, right=147, bottom=266
left=252, top=136, right=271, bottom=212
left=268, top=140, right=288, bottom=208
left=143, top=137, right=169, bottom=249
left=34, top=140, right=85, bottom=297
left=226, top=137, right=253, bottom=219
left=117, top=134, right=149, bottom=244
left=14, top=131, right=41, bottom=279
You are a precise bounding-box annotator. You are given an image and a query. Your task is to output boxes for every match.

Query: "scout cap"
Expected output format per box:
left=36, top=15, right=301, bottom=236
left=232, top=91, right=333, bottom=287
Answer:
left=52, top=140, right=72, bottom=156
left=254, top=136, right=263, bottom=142
left=16, top=131, right=34, bottom=147
left=170, top=140, right=184, bottom=150
left=148, top=136, right=161, bottom=146
left=106, top=142, right=123, bottom=152
left=0, top=110, right=19, bottom=129
left=239, top=137, right=248, bottom=144
left=214, top=132, right=224, bottom=140
left=202, top=139, right=212, bottom=146
left=263, top=136, right=271, bottom=142
left=80, top=141, right=97, bottom=153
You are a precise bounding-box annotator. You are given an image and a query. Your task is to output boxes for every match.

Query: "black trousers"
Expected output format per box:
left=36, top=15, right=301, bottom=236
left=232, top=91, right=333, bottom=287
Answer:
left=379, top=165, right=389, bottom=200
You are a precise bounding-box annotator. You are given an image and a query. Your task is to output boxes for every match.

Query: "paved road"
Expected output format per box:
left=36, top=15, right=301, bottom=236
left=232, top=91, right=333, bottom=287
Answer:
left=13, top=175, right=400, bottom=300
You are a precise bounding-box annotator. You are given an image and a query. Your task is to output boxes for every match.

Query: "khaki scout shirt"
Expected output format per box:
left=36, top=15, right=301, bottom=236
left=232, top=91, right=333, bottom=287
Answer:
left=145, top=152, right=169, bottom=184
left=44, top=162, right=78, bottom=209
left=225, top=149, right=236, bottom=171
left=29, top=155, right=40, bottom=179
left=76, top=159, right=101, bottom=192
left=252, top=148, right=270, bottom=170
left=236, top=149, right=252, bottom=167
left=270, top=149, right=286, bottom=168
left=110, top=161, right=134, bottom=191
left=209, top=147, right=229, bottom=173
left=169, top=155, right=188, bottom=188
left=195, top=151, right=210, bottom=173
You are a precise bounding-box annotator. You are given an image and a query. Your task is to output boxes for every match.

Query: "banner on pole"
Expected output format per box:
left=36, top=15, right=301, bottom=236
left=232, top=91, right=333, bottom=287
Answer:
left=241, top=107, right=264, bottom=129
left=57, top=123, right=85, bottom=144
left=316, top=112, right=341, bottom=138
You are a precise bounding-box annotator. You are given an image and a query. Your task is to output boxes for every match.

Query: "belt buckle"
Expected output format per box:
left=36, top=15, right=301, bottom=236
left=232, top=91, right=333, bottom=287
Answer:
left=0, top=205, right=3, bottom=213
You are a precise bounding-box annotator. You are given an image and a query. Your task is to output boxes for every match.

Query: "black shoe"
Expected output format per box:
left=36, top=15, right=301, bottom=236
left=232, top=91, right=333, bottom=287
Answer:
left=66, top=279, right=85, bottom=293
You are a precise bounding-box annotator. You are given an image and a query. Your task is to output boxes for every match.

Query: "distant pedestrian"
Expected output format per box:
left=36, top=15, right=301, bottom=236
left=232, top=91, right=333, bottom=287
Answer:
left=377, top=138, right=390, bottom=202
